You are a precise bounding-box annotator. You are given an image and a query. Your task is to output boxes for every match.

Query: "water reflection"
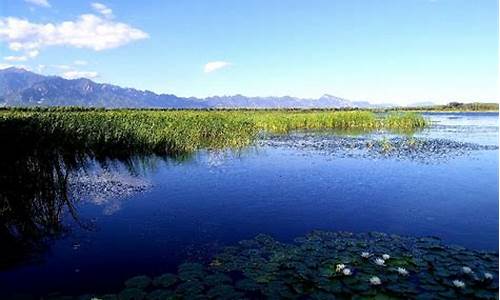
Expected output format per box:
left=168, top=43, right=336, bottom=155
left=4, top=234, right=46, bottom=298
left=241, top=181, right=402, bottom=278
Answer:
left=0, top=147, right=81, bottom=269
left=68, top=166, right=151, bottom=215
left=1, top=128, right=497, bottom=271
left=0, top=143, right=187, bottom=270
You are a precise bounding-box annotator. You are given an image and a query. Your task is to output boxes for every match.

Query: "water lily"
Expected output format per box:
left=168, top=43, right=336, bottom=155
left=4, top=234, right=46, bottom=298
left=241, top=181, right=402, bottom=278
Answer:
left=335, top=264, right=346, bottom=272
left=342, top=268, right=352, bottom=276
left=374, top=258, right=385, bottom=266
left=452, top=280, right=465, bottom=288
left=484, top=272, right=493, bottom=280
left=369, top=276, right=382, bottom=285
left=382, top=254, right=390, bottom=260
left=397, top=267, right=409, bottom=276
left=361, top=252, right=371, bottom=258
left=462, top=266, right=472, bottom=274
left=210, top=259, right=222, bottom=267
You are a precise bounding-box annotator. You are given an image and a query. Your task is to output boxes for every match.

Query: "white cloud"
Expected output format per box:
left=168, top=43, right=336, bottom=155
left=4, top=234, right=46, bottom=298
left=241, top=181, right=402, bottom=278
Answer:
left=37, top=64, right=46, bottom=73
left=52, top=64, right=71, bottom=70
left=0, top=63, right=14, bottom=69
left=62, top=70, right=99, bottom=79
left=0, top=13, right=149, bottom=56
left=24, top=0, right=50, bottom=8
left=27, top=49, right=39, bottom=58
left=0, top=63, right=31, bottom=70
left=4, top=55, right=27, bottom=62
left=74, top=60, right=88, bottom=66
left=3, top=50, right=37, bottom=61
left=91, top=3, right=113, bottom=18
left=204, top=61, right=231, bottom=73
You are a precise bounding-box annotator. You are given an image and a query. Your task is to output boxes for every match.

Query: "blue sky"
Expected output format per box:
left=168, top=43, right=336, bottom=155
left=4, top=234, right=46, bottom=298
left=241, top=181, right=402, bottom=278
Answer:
left=0, top=0, right=498, bottom=104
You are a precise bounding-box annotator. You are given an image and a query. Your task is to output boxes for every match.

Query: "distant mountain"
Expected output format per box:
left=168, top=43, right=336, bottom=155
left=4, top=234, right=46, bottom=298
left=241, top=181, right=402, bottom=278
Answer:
left=0, top=68, right=380, bottom=108
left=0, top=68, right=203, bottom=108
left=203, top=93, right=354, bottom=108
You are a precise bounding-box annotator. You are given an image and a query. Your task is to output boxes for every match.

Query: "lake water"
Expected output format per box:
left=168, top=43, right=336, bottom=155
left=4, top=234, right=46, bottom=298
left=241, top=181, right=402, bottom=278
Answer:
left=1, top=112, right=498, bottom=298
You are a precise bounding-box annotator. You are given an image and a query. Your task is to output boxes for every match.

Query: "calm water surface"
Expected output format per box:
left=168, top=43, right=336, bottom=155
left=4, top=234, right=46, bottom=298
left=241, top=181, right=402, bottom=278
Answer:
left=1, top=112, right=498, bottom=297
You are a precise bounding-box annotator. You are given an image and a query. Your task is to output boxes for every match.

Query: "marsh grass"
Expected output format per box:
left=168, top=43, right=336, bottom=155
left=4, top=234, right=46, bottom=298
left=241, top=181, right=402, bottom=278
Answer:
left=0, top=109, right=426, bottom=156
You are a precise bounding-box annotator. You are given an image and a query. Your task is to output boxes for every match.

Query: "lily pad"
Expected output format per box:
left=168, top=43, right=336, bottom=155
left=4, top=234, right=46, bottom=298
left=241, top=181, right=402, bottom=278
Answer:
left=118, top=288, right=146, bottom=300
left=152, top=273, right=177, bottom=288
left=124, top=275, right=152, bottom=289
left=146, top=289, right=174, bottom=300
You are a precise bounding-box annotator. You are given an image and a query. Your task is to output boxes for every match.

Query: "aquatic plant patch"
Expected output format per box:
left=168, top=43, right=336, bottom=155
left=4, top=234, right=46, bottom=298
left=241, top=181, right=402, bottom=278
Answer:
left=67, top=231, right=498, bottom=299
left=259, top=134, right=498, bottom=163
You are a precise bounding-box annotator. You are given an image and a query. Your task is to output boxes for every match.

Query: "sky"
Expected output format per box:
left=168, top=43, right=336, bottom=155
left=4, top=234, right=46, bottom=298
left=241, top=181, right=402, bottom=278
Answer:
left=0, top=0, right=498, bottom=105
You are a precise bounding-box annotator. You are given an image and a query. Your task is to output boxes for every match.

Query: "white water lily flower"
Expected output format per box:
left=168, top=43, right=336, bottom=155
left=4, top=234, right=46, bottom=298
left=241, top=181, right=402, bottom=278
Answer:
left=369, top=276, right=381, bottom=285
left=462, top=266, right=472, bottom=274
left=397, top=267, right=409, bottom=276
left=374, top=258, right=385, bottom=266
left=382, top=254, right=390, bottom=260
left=452, top=280, right=465, bottom=288
left=342, top=268, right=352, bottom=276
left=484, top=272, right=493, bottom=279
left=335, top=264, right=346, bottom=272
left=361, top=252, right=371, bottom=258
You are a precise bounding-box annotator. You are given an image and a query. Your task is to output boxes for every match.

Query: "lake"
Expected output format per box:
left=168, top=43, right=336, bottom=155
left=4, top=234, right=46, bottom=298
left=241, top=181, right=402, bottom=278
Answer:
left=1, top=112, right=498, bottom=298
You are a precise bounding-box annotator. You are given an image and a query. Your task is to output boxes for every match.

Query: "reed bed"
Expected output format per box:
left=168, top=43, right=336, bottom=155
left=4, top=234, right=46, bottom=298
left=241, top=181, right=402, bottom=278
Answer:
left=0, top=109, right=426, bottom=155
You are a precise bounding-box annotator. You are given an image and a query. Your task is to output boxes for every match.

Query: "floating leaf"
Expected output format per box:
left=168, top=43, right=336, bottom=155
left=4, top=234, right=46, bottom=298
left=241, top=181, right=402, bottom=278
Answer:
left=118, top=288, right=146, bottom=300
left=152, top=273, right=177, bottom=288
left=124, top=275, right=152, bottom=289
left=146, top=289, right=174, bottom=300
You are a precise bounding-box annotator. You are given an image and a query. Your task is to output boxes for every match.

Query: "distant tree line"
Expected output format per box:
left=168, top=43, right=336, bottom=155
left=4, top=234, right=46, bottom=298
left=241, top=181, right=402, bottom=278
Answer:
left=390, top=102, right=498, bottom=112
left=0, top=102, right=497, bottom=112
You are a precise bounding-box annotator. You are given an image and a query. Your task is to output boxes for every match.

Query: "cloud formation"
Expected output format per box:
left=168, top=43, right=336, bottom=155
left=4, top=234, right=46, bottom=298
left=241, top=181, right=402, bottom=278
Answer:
left=91, top=3, right=113, bottom=18
left=0, top=9, right=148, bottom=60
left=62, top=70, right=99, bottom=80
left=73, top=60, right=88, bottom=66
left=204, top=61, right=231, bottom=73
left=4, top=55, right=27, bottom=62
left=3, top=50, right=38, bottom=62
left=24, top=0, right=50, bottom=8
left=0, top=63, right=30, bottom=70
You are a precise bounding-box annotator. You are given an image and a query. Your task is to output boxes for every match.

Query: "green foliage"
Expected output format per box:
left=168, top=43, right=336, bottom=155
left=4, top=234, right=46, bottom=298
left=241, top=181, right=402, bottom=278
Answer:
left=384, top=112, right=427, bottom=130
left=390, top=102, right=499, bottom=112
left=0, top=109, right=427, bottom=156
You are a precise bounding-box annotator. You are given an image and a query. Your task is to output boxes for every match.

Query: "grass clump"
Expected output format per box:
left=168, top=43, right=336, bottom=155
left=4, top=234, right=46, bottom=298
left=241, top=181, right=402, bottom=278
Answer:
left=252, top=111, right=379, bottom=133
left=384, top=112, right=427, bottom=129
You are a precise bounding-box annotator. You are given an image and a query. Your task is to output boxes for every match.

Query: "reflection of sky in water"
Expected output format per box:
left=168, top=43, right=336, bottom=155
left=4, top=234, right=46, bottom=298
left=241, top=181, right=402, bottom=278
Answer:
left=69, top=166, right=152, bottom=215
left=417, top=112, right=499, bottom=146
left=1, top=112, right=498, bottom=297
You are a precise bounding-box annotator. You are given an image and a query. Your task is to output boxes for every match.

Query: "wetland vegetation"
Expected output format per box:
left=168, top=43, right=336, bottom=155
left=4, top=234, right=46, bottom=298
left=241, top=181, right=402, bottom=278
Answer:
left=0, top=108, right=424, bottom=270
left=0, top=108, right=426, bottom=156
left=55, top=231, right=499, bottom=300
left=390, top=102, right=499, bottom=112
left=0, top=110, right=498, bottom=299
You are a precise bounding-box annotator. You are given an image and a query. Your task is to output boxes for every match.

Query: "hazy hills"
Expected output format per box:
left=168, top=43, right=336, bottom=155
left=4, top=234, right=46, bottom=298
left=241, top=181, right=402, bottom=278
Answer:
left=0, top=68, right=380, bottom=109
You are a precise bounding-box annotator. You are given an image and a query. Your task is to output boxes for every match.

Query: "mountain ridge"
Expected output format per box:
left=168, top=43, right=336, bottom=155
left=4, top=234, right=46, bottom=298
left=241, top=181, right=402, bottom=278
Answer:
left=0, top=67, right=375, bottom=108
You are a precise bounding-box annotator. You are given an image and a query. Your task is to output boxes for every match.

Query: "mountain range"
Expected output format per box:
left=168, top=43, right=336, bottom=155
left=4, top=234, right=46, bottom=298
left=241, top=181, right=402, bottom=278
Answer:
left=0, top=67, right=381, bottom=108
